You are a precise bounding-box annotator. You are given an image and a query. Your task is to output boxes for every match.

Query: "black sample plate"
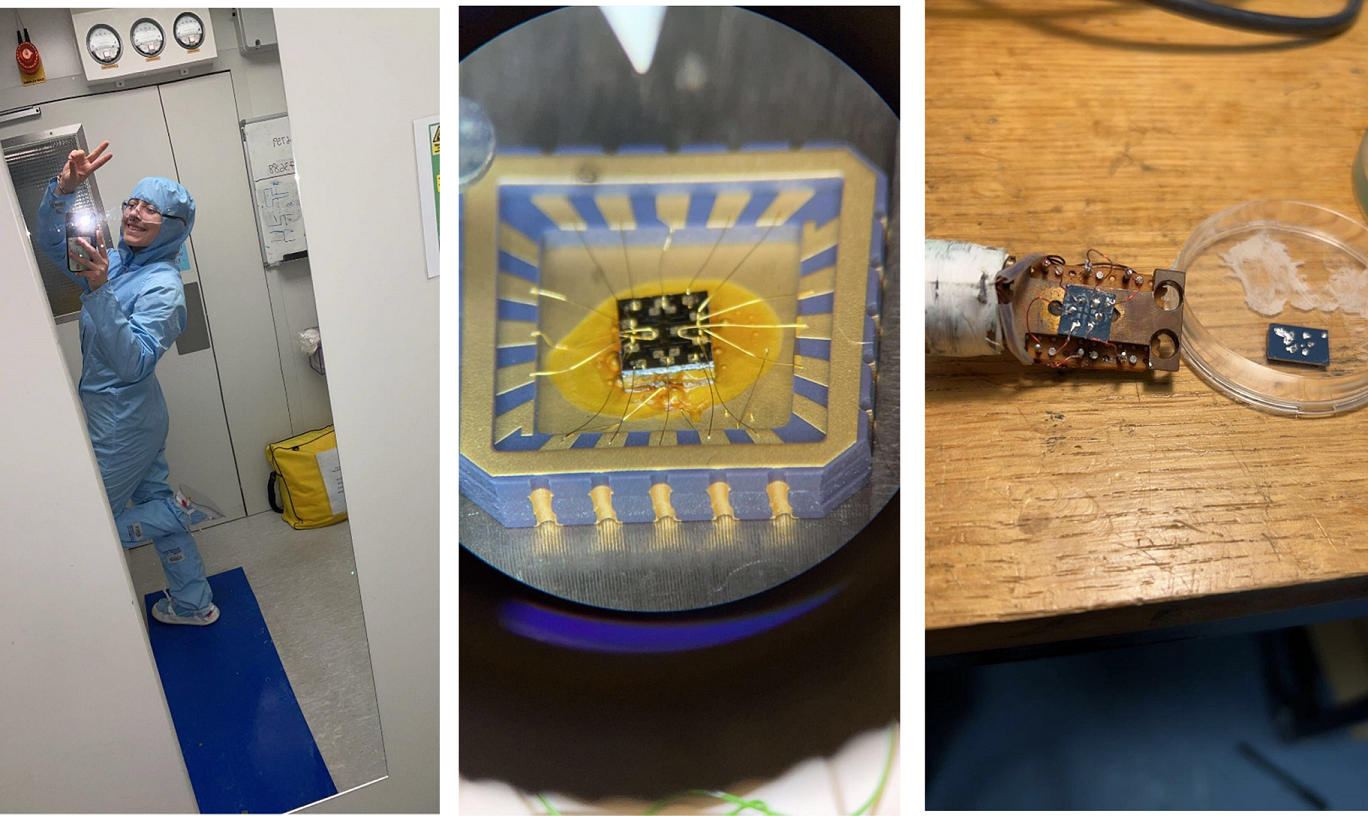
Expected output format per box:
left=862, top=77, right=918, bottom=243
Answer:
left=1267, top=323, right=1330, bottom=367
left=618, top=291, right=713, bottom=375
left=1059, top=285, right=1117, bottom=342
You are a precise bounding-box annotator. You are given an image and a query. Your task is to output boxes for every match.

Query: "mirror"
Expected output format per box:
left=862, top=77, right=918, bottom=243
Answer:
left=0, top=8, right=385, bottom=812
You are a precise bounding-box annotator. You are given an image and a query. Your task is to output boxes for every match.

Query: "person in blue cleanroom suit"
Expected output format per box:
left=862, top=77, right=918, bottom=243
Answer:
left=36, top=140, right=219, bottom=626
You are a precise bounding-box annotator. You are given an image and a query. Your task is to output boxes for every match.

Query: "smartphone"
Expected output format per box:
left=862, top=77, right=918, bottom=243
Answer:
left=66, top=209, right=99, bottom=273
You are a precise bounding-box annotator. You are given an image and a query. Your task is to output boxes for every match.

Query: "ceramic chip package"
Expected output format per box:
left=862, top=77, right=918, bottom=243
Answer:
left=459, top=144, right=887, bottom=529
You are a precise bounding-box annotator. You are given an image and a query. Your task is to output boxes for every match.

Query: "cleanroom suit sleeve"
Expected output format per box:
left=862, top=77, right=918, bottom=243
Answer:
left=35, top=177, right=91, bottom=293
left=81, top=281, right=187, bottom=384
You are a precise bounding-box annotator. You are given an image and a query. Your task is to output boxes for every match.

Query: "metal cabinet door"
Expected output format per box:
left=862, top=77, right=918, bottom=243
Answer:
left=159, top=73, right=295, bottom=516
left=0, top=87, right=246, bottom=523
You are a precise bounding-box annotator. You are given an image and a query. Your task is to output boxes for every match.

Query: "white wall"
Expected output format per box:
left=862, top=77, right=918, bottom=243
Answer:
left=0, top=144, right=196, bottom=812
left=202, top=8, right=337, bottom=436
left=274, top=9, right=439, bottom=813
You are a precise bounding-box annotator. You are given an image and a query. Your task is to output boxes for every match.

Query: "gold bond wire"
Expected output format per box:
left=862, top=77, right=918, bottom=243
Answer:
left=619, top=228, right=635, bottom=299
left=685, top=224, right=729, bottom=293
left=698, top=220, right=781, bottom=313
left=571, top=226, right=624, bottom=304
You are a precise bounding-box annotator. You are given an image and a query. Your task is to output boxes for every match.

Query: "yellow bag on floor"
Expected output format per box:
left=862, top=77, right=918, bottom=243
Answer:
left=266, top=425, right=348, bottom=529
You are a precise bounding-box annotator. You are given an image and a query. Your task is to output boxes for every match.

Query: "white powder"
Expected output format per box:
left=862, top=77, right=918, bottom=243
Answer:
left=1219, top=231, right=1368, bottom=316
left=1326, top=264, right=1368, bottom=317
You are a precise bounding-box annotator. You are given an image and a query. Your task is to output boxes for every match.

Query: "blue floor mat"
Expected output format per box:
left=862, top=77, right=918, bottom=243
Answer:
left=144, top=567, right=337, bottom=813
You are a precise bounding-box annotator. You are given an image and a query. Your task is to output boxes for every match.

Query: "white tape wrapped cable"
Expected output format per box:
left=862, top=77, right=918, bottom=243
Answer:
left=925, top=239, right=1009, bottom=357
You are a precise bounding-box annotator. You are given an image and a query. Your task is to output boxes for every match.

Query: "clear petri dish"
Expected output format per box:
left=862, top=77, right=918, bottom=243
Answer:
left=1356, top=127, right=1368, bottom=223
left=1177, top=200, right=1368, bottom=417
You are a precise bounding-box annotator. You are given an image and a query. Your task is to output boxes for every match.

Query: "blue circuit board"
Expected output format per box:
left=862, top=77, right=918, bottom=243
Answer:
left=1059, top=285, right=1116, bottom=342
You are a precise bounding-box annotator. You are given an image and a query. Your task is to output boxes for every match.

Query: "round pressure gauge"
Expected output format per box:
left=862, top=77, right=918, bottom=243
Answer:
left=173, top=12, right=205, bottom=50
left=130, top=19, right=165, bottom=58
left=86, top=24, right=121, bottom=65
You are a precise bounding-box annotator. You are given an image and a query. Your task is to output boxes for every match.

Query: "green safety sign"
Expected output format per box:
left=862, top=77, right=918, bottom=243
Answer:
left=430, top=122, right=439, bottom=237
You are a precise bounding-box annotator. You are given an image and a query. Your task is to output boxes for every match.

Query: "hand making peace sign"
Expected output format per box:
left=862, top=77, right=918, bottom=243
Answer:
left=56, top=140, right=113, bottom=196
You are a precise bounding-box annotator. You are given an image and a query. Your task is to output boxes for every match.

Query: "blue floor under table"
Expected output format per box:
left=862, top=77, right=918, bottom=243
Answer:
left=927, top=633, right=1368, bottom=810
left=144, top=567, right=337, bottom=813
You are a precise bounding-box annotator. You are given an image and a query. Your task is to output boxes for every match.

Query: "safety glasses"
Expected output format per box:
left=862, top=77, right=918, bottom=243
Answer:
left=122, top=199, right=186, bottom=226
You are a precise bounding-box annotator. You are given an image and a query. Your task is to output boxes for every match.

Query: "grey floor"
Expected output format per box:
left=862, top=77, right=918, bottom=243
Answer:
left=126, top=512, right=387, bottom=797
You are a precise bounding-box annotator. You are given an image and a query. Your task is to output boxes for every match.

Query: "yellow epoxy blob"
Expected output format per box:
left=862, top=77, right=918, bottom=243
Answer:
left=543, top=277, right=786, bottom=431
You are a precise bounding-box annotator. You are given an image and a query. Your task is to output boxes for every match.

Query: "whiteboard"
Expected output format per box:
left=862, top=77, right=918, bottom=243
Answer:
left=241, top=114, right=308, bottom=265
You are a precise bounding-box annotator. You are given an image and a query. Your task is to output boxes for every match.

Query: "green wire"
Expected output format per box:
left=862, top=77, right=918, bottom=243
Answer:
left=644, top=789, right=781, bottom=815
left=849, top=722, right=899, bottom=816
left=536, top=720, right=898, bottom=816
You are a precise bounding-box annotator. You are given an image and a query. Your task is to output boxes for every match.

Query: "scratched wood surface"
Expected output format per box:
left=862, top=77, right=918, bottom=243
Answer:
left=926, top=0, right=1368, bottom=654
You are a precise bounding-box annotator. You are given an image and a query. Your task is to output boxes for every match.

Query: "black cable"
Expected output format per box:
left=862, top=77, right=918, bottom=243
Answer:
left=1237, top=743, right=1329, bottom=810
left=1142, top=0, right=1363, bottom=37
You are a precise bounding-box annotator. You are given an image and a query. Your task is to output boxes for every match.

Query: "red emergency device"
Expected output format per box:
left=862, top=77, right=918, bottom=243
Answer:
left=16, top=29, right=40, bottom=76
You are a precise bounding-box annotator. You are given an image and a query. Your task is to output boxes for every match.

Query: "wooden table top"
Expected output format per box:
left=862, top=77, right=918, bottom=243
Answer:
left=925, top=0, right=1368, bottom=655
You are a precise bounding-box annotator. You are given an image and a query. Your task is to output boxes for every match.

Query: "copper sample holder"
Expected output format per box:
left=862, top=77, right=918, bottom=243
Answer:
left=998, top=255, right=1187, bottom=372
